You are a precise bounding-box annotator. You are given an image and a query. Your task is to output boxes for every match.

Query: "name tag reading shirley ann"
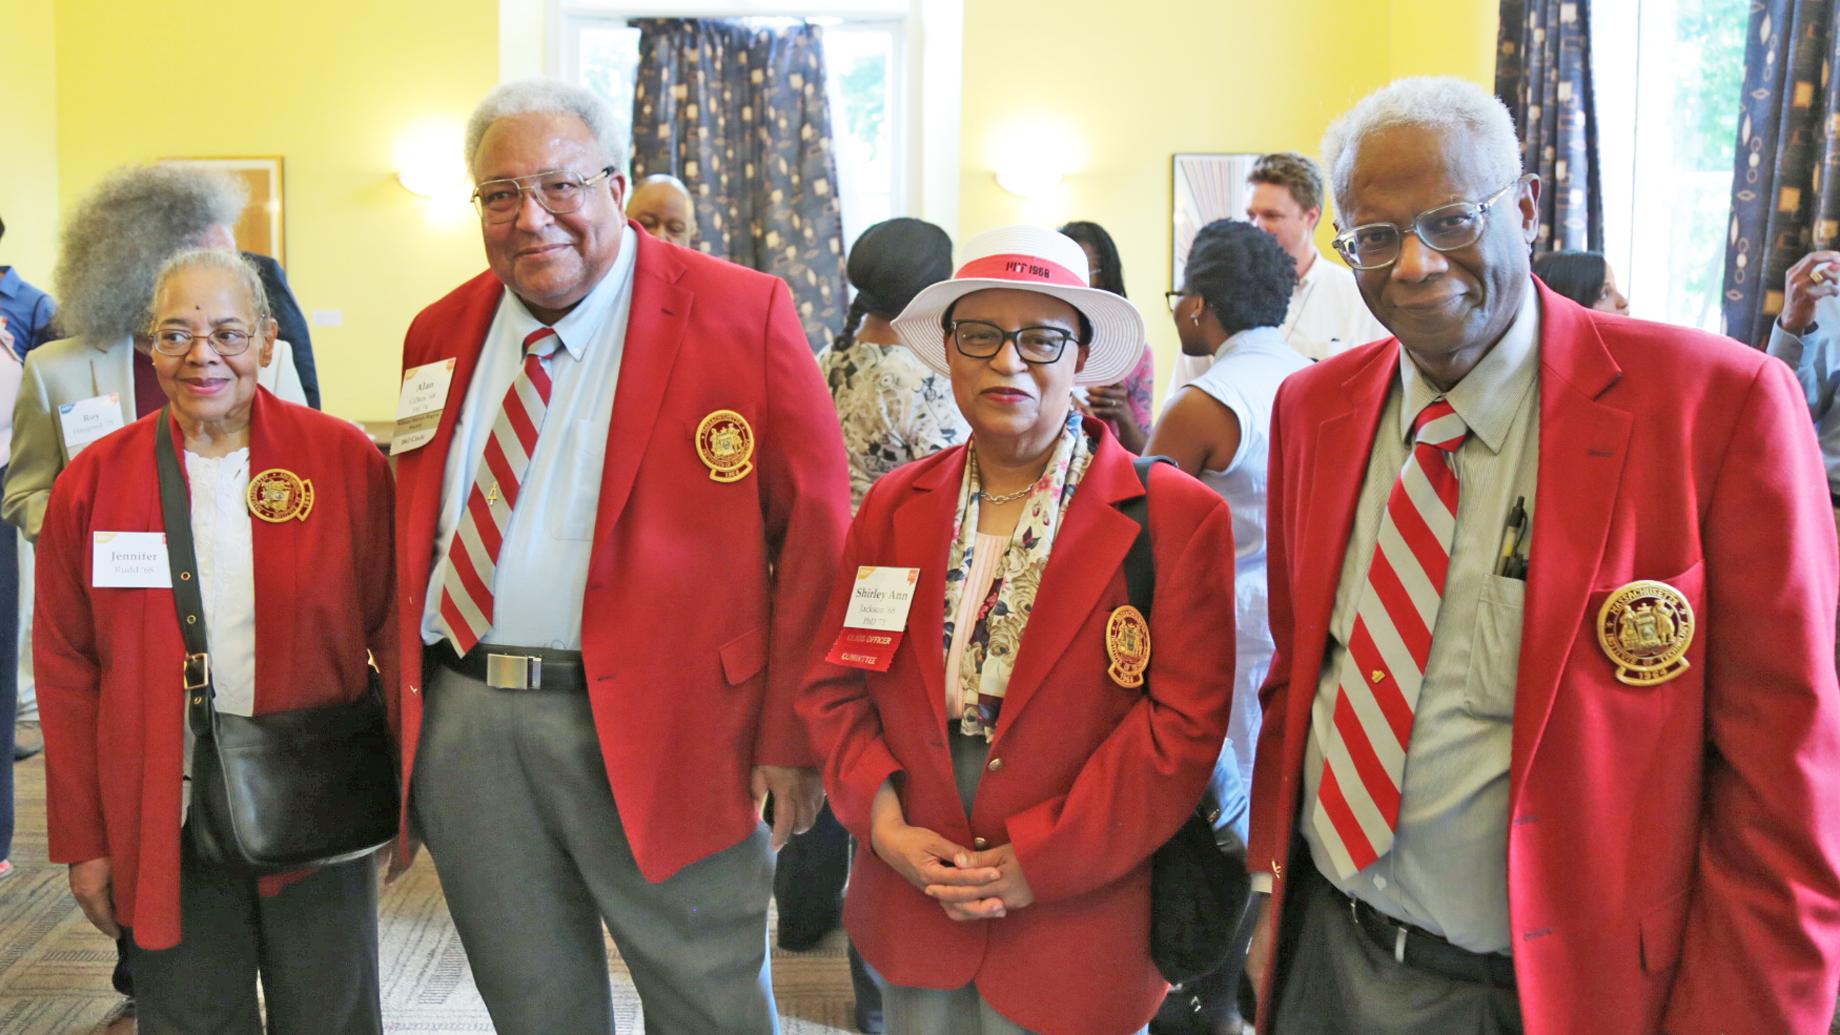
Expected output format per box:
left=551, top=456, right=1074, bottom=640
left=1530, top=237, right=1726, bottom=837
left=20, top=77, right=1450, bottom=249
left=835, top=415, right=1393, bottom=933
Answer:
left=825, top=566, right=920, bottom=672
left=93, top=532, right=172, bottom=589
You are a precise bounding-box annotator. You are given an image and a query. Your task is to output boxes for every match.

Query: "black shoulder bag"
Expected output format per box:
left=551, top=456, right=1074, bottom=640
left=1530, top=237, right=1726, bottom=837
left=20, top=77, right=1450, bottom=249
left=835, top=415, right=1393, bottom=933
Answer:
left=157, top=409, right=398, bottom=874
left=1124, top=455, right=1252, bottom=986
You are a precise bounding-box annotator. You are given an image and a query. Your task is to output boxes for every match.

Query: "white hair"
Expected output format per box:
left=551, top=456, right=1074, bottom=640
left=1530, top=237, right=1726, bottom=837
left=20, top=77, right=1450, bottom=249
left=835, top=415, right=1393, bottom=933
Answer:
left=1320, top=76, right=1523, bottom=211
left=150, top=248, right=272, bottom=329
left=464, top=78, right=627, bottom=177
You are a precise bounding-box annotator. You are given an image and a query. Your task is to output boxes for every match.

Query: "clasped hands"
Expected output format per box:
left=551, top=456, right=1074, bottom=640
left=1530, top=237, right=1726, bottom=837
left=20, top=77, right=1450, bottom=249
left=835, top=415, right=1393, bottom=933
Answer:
left=870, top=817, right=1034, bottom=921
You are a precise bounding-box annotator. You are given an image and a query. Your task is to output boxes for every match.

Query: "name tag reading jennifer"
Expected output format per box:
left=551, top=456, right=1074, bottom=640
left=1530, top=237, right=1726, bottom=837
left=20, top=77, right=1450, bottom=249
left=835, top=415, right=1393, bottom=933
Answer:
left=824, top=566, right=920, bottom=672
left=58, top=394, right=126, bottom=459
left=92, top=531, right=172, bottom=588
left=390, top=358, right=456, bottom=456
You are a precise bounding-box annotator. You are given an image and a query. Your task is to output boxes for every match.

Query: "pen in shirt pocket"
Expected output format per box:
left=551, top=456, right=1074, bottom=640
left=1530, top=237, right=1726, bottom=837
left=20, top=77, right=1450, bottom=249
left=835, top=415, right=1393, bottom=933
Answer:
left=1496, top=495, right=1530, bottom=580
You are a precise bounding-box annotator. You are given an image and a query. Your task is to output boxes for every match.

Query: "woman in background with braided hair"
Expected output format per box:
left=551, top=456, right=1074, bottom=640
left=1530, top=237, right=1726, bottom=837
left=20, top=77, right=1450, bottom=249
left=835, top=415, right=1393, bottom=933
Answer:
left=819, top=218, right=970, bottom=512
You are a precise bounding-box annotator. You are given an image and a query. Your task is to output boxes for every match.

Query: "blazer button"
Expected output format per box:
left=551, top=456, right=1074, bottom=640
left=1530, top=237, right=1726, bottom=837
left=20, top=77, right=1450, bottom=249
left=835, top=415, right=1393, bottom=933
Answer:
left=986, top=756, right=1003, bottom=773
left=973, top=837, right=988, bottom=849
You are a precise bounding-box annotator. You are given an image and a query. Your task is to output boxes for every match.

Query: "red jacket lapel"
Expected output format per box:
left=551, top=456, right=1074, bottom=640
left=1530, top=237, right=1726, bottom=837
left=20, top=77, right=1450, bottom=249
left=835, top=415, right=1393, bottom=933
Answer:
left=1509, top=281, right=1629, bottom=801
left=397, top=271, right=502, bottom=595
left=993, top=426, right=1141, bottom=741
left=585, top=229, right=691, bottom=580
left=892, top=446, right=965, bottom=735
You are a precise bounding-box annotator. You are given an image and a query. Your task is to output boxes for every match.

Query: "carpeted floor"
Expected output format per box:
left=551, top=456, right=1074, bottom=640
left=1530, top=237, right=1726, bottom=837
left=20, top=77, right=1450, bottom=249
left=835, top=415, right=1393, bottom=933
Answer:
left=0, top=752, right=863, bottom=1034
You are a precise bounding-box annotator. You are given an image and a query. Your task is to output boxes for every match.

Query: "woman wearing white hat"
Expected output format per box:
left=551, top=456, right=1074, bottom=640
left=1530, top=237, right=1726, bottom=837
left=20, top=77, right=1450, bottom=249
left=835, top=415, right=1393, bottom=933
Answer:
left=799, top=226, right=1239, bottom=1035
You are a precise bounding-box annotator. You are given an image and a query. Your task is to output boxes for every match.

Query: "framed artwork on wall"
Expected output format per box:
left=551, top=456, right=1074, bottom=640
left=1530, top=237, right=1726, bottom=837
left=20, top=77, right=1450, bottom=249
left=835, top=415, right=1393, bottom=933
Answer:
left=160, top=156, right=285, bottom=264
left=1171, top=152, right=1258, bottom=290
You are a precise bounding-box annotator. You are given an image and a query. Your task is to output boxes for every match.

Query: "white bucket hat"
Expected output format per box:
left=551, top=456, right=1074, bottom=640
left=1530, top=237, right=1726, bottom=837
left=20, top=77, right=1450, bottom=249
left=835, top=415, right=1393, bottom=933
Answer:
left=890, top=225, right=1147, bottom=387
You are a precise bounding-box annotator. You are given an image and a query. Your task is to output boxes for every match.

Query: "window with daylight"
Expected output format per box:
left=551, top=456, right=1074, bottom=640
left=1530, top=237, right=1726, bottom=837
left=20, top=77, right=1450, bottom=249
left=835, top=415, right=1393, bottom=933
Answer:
left=557, top=9, right=906, bottom=249
left=1593, top=0, right=1748, bottom=333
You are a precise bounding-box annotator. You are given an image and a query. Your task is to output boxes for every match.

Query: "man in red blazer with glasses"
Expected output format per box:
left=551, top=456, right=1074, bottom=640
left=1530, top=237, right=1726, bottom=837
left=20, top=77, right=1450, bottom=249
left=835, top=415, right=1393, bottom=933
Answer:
left=389, top=79, right=850, bottom=1035
left=1246, top=76, right=1840, bottom=1035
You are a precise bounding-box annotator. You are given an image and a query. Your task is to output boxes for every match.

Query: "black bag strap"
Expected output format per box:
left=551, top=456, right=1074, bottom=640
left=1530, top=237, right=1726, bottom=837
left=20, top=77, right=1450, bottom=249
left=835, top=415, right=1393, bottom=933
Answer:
left=1120, top=455, right=1172, bottom=617
left=154, top=408, right=216, bottom=737
left=1122, top=455, right=1224, bottom=827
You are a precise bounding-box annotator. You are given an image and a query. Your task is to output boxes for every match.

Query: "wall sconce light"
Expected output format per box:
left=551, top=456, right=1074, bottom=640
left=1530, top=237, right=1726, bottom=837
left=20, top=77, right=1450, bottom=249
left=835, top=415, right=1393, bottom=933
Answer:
left=995, top=164, right=1065, bottom=199
left=393, top=121, right=471, bottom=201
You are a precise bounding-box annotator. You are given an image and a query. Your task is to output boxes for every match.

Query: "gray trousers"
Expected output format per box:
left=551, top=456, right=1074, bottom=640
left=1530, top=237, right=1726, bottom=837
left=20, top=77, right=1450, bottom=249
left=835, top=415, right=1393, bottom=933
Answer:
left=1272, top=868, right=1523, bottom=1035
left=412, top=663, right=778, bottom=1035
left=127, top=838, right=382, bottom=1035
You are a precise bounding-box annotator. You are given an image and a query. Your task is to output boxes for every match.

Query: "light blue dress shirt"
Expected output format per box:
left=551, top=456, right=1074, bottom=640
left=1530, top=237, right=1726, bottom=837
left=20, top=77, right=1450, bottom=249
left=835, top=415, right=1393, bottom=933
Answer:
left=1765, top=294, right=1840, bottom=495
left=419, top=226, right=638, bottom=650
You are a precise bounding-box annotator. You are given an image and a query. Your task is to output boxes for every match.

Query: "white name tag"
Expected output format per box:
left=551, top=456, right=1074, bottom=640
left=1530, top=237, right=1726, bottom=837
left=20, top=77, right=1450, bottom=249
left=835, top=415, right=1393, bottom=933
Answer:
left=843, top=566, right=920, bottom=632
left=390, top=358, right=456, bottom=456
left=58, top=394, right=126, bottom=458
left=92, top=531, right=171, bottom=588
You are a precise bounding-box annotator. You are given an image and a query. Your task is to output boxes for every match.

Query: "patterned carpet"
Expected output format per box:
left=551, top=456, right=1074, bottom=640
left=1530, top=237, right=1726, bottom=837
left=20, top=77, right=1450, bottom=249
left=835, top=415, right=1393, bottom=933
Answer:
left=0, top=753, right=863, bottom=1034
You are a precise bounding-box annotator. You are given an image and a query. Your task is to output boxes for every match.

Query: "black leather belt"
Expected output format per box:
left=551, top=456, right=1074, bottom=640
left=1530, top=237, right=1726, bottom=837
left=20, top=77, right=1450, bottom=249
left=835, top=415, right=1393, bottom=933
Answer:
left=432, top=644, right=587, bottom=692
left=1345, top=891, right=1518, bottom=990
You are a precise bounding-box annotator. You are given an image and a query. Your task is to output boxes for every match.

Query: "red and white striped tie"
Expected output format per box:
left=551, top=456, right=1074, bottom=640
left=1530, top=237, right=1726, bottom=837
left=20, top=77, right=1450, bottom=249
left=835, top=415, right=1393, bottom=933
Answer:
left=1310, top=398, right=1469, bottom=879
left=436, top=327, right=560, bottom=655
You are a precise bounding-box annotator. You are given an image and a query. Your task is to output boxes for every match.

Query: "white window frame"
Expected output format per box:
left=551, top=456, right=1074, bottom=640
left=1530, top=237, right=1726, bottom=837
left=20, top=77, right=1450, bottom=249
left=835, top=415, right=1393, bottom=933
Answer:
left=516, top=0, right=960, bottom=236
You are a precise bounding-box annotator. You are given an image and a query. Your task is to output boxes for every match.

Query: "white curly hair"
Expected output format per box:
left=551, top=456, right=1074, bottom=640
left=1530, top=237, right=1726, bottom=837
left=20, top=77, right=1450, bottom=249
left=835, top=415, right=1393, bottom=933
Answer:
left=1320, top=76, right=1523, bottom=213
left=464, top=78, right=627, bottom=178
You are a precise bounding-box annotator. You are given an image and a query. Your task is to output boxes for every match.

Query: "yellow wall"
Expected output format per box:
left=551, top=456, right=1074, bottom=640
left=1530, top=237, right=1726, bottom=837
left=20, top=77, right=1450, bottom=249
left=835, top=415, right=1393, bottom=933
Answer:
left=53, top=0, right=497, bottom=419
left=26, top=0, right=1496, bottom=418
left=958, top=0, right=1498, bottom=404
left=0, top=0, right=60, bottom=288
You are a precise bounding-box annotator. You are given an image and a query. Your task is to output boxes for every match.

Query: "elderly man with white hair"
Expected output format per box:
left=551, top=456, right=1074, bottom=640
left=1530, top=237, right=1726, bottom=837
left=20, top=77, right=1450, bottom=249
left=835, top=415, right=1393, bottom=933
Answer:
left=388, top=79, right=850, bottom=1034
left=1245, top=76, right=1840, bottom=1034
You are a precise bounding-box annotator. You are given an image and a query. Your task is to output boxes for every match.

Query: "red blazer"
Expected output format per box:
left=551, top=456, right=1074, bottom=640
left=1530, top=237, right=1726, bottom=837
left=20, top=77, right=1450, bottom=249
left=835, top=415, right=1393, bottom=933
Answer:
left=799, top=425, right=1238, bottom=1035
left=1249, top=281, right=1840, bottom=1035
left=393, top=228, right=851, bottom=881
left=35, top=390, right=397, bottom=950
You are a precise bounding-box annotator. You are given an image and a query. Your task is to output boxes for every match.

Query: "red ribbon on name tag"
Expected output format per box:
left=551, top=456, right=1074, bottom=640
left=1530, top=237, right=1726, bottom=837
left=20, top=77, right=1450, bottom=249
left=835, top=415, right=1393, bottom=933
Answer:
left=825, top=628, right=905, bottom=672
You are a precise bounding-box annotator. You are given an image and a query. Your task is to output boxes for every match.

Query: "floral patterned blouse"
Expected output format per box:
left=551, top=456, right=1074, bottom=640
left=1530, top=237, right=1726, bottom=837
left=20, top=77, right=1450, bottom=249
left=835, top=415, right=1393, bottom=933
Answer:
left=818, top=339, right=972, bottom=512
left=1100, top=347, right=1156, bottom=442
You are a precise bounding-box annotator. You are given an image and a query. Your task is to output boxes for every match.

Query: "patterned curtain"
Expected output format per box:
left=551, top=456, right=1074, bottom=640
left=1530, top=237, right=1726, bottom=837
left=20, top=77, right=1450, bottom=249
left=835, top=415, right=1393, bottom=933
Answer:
left=1495, top=0, right=1604, bottom=254
left=1721, top=1, right=1840, bottom=348
left=629, top=18, right=847, bottom=353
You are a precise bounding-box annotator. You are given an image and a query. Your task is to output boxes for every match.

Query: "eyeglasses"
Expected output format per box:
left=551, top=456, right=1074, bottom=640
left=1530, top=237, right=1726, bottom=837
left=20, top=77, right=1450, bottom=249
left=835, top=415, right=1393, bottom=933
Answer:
left=151, top=327, right=257, bottom=357
left=949, top=320, right=1079, bottom=365
left=471, top=167, right=616, bottom=224
left=1164, top=290, right=1191, bottom=313
left=1330, top=179, right=1522, bottom=270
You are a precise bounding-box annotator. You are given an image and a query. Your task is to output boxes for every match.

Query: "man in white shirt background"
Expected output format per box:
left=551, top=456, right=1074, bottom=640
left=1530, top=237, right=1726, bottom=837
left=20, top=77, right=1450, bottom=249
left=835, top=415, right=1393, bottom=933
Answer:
left=1175, top=152, right=1389, bottom=386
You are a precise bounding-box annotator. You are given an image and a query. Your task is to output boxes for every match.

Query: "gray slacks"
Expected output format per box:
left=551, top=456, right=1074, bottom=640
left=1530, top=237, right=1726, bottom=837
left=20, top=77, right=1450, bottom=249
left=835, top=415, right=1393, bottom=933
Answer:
left=1272, top=867, right=1523, bottom=1035
left=127, top=838, right=382, bottom=1035
left=412, top=663, right=778, bottom=1035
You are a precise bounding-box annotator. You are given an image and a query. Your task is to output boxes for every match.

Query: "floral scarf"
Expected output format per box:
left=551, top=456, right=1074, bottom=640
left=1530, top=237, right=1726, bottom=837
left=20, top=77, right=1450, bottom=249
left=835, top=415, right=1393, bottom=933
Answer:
left=942, top=411, right=1096, bottom=741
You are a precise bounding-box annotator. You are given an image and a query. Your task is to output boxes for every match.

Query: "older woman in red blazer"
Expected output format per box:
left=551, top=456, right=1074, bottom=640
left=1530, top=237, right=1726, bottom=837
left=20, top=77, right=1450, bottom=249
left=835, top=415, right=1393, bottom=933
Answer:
left=800, top=226, right=1238, bottom=1035
left=35, top=250, right=395, bottom=1034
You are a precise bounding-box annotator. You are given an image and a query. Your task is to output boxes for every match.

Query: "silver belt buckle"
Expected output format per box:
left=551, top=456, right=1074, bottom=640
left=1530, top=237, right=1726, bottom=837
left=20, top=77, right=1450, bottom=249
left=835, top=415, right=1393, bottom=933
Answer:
left=485, top=653, right=541, bottom=690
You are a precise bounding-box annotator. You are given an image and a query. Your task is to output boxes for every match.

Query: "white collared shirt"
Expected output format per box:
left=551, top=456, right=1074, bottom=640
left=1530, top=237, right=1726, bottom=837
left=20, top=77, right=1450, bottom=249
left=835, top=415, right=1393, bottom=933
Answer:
left=419, top=226, right=639, bottom=650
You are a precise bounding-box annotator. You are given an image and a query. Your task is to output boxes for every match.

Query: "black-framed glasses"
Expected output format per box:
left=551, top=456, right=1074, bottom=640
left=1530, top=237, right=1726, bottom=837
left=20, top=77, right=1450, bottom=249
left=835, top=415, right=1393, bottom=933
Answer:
left=150, top=326, right=258, bottom=357
left=949, top=320, right=1078, bottom=364
left=1164, top=290, right=1191, bottom=313
left=471, top=166, right=616, bottom=224
left=1331, top=178, right=1523, bottom=270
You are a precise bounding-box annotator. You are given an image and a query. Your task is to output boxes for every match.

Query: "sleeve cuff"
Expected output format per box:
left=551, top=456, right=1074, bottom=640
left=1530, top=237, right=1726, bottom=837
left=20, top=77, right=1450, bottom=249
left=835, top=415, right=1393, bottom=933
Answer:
left=1250, top=871, right=1274, bottom=895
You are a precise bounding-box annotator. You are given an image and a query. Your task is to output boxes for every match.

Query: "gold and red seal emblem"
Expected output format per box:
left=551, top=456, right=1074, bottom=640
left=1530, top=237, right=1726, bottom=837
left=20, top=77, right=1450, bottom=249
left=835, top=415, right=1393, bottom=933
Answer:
left=1106, top=605, right=1152, bottom=688
left=1596, top=579, right=1695, bottom=686
left=246, top=468, right=315, bottom=524
left=695, top=409, right=755, bottom=483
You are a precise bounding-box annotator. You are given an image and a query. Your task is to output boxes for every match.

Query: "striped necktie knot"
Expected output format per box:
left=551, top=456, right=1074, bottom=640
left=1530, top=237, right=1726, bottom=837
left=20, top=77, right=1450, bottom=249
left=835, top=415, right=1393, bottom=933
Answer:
left=1412, top=398, right=1469, bottom=454
left=522, top=326, right=559, bottom=357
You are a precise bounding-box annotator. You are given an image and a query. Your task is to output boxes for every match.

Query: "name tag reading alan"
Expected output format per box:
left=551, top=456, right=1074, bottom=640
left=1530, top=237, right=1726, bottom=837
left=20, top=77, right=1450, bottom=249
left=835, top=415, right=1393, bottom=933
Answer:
left=58, top=394, right=126, bottom=459
left=390, top=358, right=456, bottom=456
left=824, top=566, right=920, bottom=672
left=92, top=531, right=171, bottom=589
